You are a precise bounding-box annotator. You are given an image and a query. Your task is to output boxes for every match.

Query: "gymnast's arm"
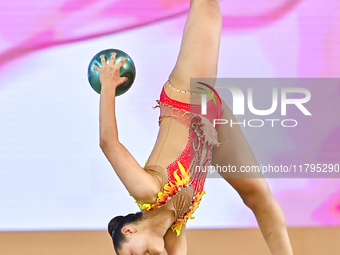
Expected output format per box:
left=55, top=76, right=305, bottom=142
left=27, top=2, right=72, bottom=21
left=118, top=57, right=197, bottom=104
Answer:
left=164, top=226, right=187, bottom=255
left=96, top=53, right=160, bottom=203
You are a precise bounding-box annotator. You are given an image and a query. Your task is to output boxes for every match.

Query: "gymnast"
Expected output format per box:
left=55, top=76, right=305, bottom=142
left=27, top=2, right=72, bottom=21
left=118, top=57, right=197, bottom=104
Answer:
left=95, top=0, right=293, bottom=254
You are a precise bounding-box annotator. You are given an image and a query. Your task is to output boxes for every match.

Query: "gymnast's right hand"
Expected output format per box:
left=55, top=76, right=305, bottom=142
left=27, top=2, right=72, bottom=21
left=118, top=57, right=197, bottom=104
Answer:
left=94, top=53, right=128, bottom=90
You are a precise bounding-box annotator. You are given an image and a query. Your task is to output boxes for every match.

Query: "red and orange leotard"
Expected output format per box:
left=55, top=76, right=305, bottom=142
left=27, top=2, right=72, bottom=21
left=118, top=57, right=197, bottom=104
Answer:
left=137, top=81, right=223, bottom=236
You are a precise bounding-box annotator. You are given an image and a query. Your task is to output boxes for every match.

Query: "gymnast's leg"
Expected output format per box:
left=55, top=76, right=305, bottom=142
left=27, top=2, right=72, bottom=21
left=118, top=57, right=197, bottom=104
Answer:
left=169, top=0, right=222, bottom=91
left=212, top=101, right=294, bottom=255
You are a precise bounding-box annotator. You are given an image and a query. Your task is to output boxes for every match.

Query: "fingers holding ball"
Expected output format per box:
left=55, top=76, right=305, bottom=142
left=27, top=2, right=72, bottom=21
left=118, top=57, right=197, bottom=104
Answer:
left=87, top=49, right=136, bottom=96
left=100, top=55, right=107, bottom=66
left=110, top=52, right=117, bottom=66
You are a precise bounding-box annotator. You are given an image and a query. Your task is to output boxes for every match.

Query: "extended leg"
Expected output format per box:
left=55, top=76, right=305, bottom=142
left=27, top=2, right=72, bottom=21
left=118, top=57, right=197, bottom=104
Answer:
left=169, top=0, right=222, bottom=91
left=212, top=101, right=294, bottom=255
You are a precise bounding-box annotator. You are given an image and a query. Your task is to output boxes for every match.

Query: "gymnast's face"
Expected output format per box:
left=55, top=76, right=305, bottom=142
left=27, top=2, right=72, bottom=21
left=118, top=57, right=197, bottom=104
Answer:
left=119, top=225, right=164, bottom=255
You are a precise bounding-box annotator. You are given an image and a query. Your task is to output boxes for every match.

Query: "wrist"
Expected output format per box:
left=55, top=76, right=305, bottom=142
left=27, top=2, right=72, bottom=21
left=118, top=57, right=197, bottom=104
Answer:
left=101, top=83, right=117, bottom=96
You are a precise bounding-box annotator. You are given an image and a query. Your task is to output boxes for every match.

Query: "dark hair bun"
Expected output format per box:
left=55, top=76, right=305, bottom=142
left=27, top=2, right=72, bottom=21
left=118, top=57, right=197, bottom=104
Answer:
left=108, top=216, right=124, bottom=235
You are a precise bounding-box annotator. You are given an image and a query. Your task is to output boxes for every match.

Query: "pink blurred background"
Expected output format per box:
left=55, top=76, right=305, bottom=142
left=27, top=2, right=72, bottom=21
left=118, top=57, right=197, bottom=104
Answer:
left=0, top=0, right=339, bottom=231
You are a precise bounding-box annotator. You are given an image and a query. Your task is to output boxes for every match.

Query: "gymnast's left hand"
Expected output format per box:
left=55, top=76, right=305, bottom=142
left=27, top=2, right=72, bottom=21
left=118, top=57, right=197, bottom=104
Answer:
left=94, top=53, right=128, bottom=90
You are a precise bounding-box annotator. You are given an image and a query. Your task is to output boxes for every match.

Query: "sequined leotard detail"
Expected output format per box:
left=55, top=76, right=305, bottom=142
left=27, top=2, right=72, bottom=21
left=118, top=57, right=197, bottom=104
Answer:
left=138, top=81, right=223, bottom=236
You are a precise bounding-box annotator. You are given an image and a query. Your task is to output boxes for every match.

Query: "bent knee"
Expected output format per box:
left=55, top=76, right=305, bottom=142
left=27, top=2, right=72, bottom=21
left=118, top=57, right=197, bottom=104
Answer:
left=238, top=181, right=272, bottom=210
